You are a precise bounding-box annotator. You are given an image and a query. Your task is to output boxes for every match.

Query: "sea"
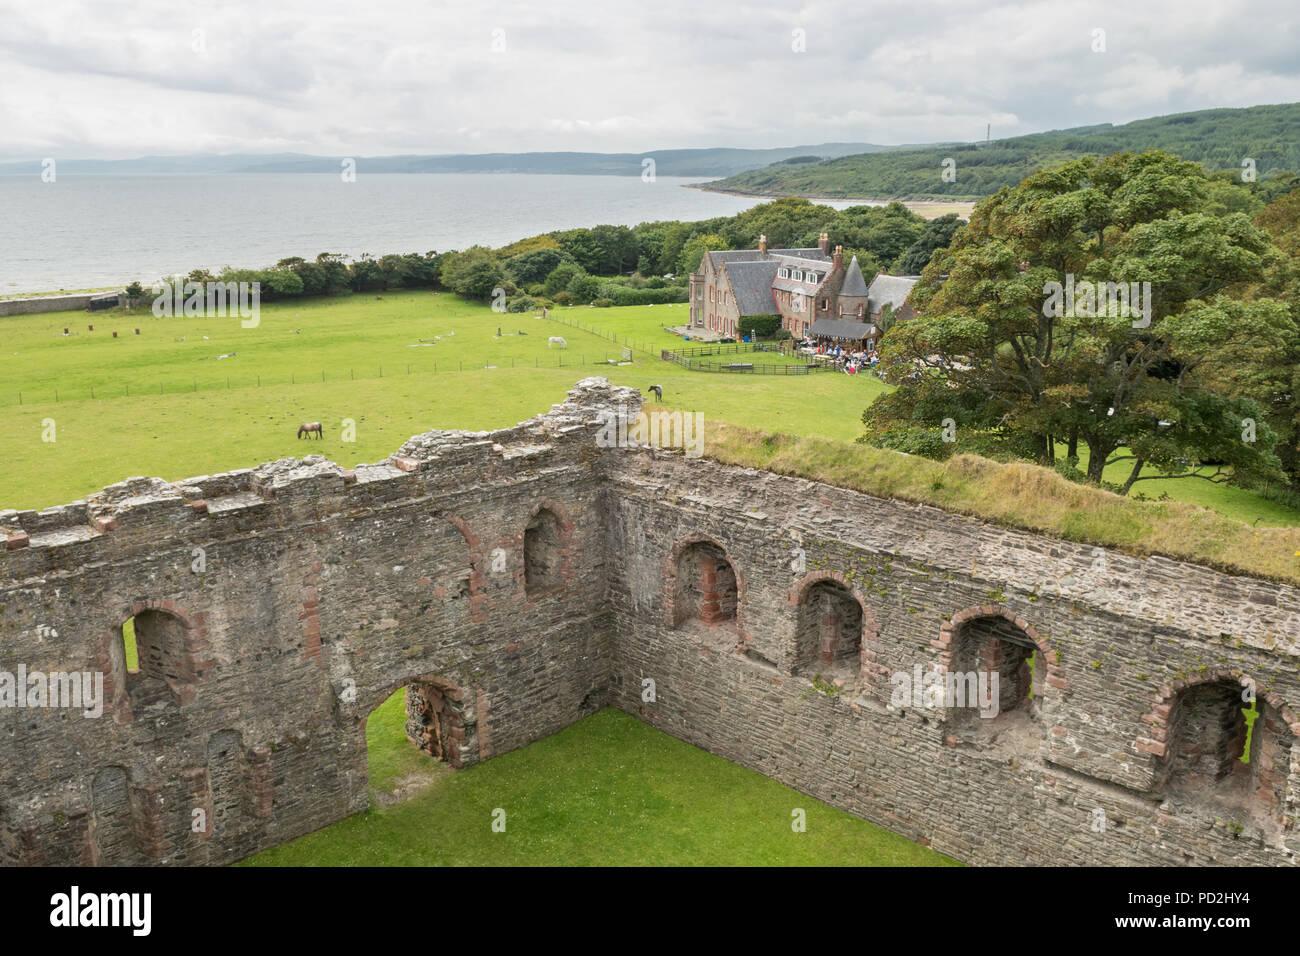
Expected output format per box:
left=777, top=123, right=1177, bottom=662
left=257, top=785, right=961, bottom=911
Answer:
left=0, top=173, right=867, bottom=295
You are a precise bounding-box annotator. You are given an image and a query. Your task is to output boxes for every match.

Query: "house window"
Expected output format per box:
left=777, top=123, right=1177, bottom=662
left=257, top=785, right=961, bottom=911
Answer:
left=820, top=298, right=829, bottom=311
left=857, top=304, right=864, bottom=318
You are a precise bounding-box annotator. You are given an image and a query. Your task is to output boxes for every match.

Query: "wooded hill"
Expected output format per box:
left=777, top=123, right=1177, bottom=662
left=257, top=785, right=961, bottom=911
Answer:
left=703, top=103, right=1300, bottom=200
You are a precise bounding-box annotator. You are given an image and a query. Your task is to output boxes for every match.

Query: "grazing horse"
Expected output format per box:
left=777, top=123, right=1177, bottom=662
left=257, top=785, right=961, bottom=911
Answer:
left=648, top=384, right=663, bottom=402
left=548, top=335, right=567, bottom=349
left=297, top=421, right=323, bottom=439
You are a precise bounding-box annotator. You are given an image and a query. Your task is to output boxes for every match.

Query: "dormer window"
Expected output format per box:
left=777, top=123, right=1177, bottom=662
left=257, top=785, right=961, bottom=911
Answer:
left=793, top=270, right=803, bottom=281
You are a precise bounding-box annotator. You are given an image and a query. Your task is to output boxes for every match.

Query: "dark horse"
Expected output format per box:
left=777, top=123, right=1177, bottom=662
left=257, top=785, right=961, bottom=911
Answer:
left=298, top=421, right=323, bottom=439
left=647, top=384, right=663, bottom=402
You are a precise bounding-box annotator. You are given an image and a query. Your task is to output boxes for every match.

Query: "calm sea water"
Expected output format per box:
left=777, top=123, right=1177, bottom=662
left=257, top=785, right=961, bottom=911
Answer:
left=0, top=173, right=863, bottom=294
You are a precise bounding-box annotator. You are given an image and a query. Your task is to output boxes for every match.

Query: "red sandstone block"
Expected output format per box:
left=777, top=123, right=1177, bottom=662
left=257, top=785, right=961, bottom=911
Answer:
left=506, top=641, right=521, bottom=652
left=93, top=516, right=117, bottom=533
left=1050, top=725, right=1068, bottom=737
left=189, top=499, right=209, bottom=514
left=943, top=735, right=958, bottom=747
left=1135, top=737, right=1167, bottom=756
left=391, top=456, right=420, bottom=472
left=340, top=469, right=358, bottom=485
left=1046, top=675, right=1068, bottom=690
left=4, top=531, right=29, bottom=550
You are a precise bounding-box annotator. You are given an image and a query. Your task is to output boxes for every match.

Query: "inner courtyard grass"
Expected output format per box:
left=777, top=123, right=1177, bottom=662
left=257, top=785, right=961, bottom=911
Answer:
left=240, top=700, right=957, bottom=867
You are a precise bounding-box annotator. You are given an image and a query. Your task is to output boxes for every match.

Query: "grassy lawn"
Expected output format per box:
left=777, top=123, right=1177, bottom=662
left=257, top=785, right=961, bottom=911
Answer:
left=239, top=699, right=957, bottom=867
left=0, top=293, right=887, bottom=509
left=2, top=289, right=1296, bottom=531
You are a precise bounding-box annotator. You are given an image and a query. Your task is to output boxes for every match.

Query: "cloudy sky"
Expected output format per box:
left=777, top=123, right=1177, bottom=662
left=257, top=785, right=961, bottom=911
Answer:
left=2, top=0, right=1298, bottom=159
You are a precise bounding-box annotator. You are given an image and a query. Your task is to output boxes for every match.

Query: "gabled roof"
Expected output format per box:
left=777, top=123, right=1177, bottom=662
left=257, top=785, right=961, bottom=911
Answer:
left=867, top=274, right=920, bottom=314
left=723, top=260, right=780, bottom=315
left=705, top=247, right=829, bottom=271
left=840, top=256, right=869, bottom=297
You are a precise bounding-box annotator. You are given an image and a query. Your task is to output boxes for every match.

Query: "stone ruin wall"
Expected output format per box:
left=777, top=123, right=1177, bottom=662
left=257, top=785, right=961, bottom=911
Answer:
left=3, top=378, right=1299, bottom=866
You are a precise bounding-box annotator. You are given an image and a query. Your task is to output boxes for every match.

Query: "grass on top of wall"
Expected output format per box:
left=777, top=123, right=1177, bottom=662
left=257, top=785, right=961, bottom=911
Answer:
left=704, top=422, right=1300, bottom=589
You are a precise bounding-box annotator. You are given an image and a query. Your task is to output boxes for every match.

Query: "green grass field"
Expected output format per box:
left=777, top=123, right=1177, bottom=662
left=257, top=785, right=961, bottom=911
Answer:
left=1, top=289, right=1293, bottom=528
left=0, top=292, right=890, bottom=510
left=239, top=698, right=957, bottom=867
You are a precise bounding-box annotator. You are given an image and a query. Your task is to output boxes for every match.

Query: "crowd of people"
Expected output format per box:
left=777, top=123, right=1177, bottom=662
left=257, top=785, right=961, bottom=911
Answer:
left=796, top=337, right=880, bottom=376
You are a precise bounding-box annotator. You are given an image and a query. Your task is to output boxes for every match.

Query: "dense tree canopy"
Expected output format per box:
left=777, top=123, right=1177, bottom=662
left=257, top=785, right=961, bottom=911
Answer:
left=867, top=150, right=1296, bottom=495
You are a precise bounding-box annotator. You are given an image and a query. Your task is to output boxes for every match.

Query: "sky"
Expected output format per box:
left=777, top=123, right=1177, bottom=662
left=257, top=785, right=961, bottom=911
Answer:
left=1, top=0, right=1299, bottom=160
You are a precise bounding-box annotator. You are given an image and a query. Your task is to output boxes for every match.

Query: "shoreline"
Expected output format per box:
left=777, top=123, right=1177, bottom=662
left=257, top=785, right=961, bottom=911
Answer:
left=687, top=182, right=978, bottom=218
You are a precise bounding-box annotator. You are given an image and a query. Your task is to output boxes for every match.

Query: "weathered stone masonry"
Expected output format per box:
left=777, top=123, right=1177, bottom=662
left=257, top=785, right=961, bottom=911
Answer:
left=3, top=378, right=1300, bottom=865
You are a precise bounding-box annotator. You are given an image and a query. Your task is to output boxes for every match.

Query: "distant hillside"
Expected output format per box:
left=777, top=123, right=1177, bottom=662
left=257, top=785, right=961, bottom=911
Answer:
left=0, top=144, right=899, bottom=178
left=702, top=104, right=1300, bottom=200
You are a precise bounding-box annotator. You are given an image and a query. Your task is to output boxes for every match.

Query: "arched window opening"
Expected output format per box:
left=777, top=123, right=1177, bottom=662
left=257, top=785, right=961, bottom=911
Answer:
left=524, top=508, right=564, bottom=597
left=1163, top=680, right=1265, bottom=802
left=119, top=608, right=193, bottom=707
left=673, top=541, right=738, bottom=627
left=794, top=580, right=862, bottom=681
left=943, top=613, right=1045, bottom=747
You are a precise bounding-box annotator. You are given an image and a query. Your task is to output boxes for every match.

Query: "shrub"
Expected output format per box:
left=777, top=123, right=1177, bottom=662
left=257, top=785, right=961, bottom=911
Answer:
left=739, top=314, right=782, bottom=339
left=592, top=298, right=615, bottom=308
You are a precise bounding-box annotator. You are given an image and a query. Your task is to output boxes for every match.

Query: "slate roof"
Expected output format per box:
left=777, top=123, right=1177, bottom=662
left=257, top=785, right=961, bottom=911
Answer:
left=867, top=274, right=920, bottom=314
left=809, top=318, right=878, bottom=340
left=723, top=260, right=781, bottom=315
left=840, top=256, right=869, bottom=297
left=704, top=247, right=828, bottom=272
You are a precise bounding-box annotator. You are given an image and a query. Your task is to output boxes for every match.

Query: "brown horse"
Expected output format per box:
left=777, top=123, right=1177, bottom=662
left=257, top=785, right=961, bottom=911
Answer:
left=297, top=421, right=323, bottom=439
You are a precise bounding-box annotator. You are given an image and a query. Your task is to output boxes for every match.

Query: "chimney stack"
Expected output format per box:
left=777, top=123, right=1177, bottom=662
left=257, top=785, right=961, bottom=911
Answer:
left=818, top=232, right=830, bottom=255
left=833, top=245, right=844, bottom=270
left=758, top=234, right=768, bottom=255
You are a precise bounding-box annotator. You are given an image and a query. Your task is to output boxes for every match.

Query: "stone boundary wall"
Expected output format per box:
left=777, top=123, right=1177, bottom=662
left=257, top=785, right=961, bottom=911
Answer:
left=2, top=377, right=1298, bottom=865
left=0, top=293, right=122, bottom=317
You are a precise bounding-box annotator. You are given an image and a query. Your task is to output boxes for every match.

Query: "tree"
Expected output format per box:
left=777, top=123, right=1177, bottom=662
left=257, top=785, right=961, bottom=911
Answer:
left=895, top=213, right=965, bottom=274
left=543, top=262, right=585, bottom=297
left=677, top=233, right=728, bottom=276
left=589, top=224, right=639, bottom=275
left=441, top=247, right=504, bottom=300
left=870, top=150, right=1294, bottom=493
left=566, top=273, right=601, bottom=304
left=504, top=248, right=570, bottom=286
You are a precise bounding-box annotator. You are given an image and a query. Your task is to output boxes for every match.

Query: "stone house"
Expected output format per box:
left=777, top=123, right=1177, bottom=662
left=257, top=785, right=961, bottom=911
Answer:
left=688, top=232, right=920, bottom=345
